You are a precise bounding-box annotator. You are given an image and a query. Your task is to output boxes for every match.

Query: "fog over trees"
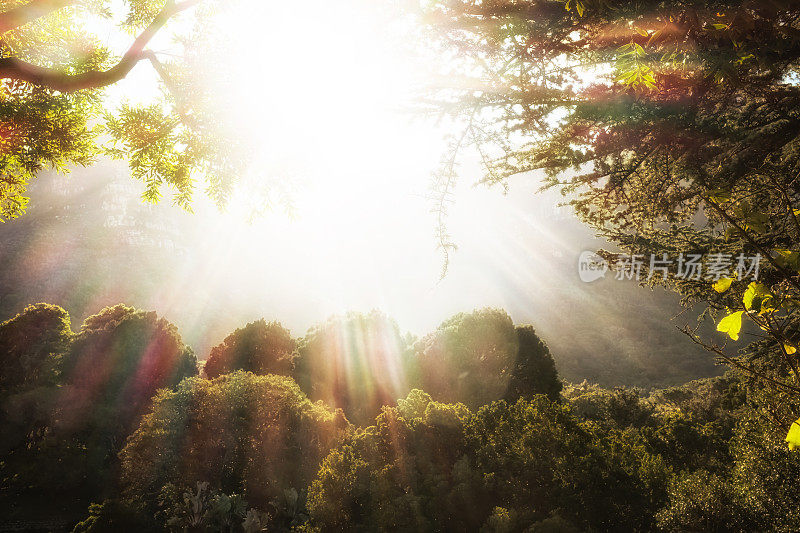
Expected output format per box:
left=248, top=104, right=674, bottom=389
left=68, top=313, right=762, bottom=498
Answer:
left=0, top=163, right=719, bottom=388
left=3, top=0, right=800, bottom=530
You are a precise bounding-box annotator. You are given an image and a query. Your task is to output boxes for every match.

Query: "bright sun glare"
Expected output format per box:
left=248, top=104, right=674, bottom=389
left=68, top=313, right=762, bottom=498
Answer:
left=88, top=0, right=564, bottom=342
left=183, top=0, right=448, bottom=272
left=111, top=0, right=468, bottom=331
left=8, top=0, right=710, bottom=392
left=214, top=1, right=439, bottom=212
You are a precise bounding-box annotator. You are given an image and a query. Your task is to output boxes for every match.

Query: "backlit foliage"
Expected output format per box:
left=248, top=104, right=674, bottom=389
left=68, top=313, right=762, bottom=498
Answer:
left=0, top=302, right=198, bottom=523
left=62, top=303, right=198, bottom=434
left=0, top=0, right=245, bottom=220
left=203, top=319, right=296, bottom=379
left=416, top=308, right=518, bottom=409
left=119, top=371, right=350, bottom=512
left=420, top=0, right=800, bottom=435
left=1, top=303, right=799, bottom=530
left=0, top=302, right=71, bottom=391
left=294, top=311, right=416, bottom=426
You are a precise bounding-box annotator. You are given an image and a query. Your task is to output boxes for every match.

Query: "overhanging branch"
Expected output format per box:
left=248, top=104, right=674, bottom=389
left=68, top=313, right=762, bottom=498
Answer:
left=0, top=0, right=202, bottom=92
left=0, top=0, right=75, bottom=34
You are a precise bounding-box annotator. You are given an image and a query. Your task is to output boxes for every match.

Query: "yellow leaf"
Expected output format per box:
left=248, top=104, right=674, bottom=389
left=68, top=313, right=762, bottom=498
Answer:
left=713, top=277, right=733, bottom=293
left=785, top=344, right=797, bottom=355
left=743, top=282, right=773, bottom=313
left=717, top=311, right=744, bottom=341
left=787, top=419, right=800, bottom=451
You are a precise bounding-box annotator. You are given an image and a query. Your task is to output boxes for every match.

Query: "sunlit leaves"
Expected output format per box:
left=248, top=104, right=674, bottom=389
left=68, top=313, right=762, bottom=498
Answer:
left=743, top=282, right=774, bottom=314
left=717, top=311, right=744, bottom=341
left=564, top=0, right=585, bottom=17
left=104, top=104, right=195, bottom=208
left=0, top=0, right=240, bottom=216
left=0, top=163, right=30, bottom=221
left=615, top=43, right=656, bottom=90
left=713, top=277, right=733, bottom=293
left=120, top=372, right=349, bottom=511
left=124, top=0, right=170, bottom=29
left=786, top=419, right=800, bottom=451
left=0, top=81, right=98, bottom=220
left=715, top=282, right=777, bottom=340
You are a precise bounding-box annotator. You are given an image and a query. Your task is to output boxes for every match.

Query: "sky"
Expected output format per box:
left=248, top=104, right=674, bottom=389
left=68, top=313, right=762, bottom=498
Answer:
left=0, top=0, right=724, bottom=386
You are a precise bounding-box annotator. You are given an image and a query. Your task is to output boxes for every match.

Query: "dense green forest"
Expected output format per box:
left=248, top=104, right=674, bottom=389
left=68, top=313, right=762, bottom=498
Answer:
left=1, top=302, right=798, bottom=531
left=4, top=0, right=800, bottom=531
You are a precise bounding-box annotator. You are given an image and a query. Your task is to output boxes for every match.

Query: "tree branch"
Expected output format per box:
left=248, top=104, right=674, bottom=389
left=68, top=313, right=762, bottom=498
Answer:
left=679, top=324, right=800, bottom=394
left=143, top=51, right=195, bottom=126
left=706, top=198, right=800, bottom=293
left=0, top=0, right=75, bottom=34
left=0, top=0, right=202, bottom=92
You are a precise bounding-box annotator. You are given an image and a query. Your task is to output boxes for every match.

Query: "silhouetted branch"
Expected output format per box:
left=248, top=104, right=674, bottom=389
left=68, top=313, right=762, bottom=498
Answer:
left=0, top=0, right=74, bottom=34
left=0, top=0, right=202, bottom=92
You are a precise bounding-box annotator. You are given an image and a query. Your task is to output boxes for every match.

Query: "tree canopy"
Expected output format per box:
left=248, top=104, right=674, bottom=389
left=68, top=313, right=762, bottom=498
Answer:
left=416, top=307, right=518, bottom=408
left=0, top=302, right=71, bottom=392
left=420, top=0, right=800, bottom=429
left=0, top=303, right=199, bottom=523
left=309, top=389, right=663, bottom=531
left=119, top=371, right=350, bottom=513
left=0, top=0, right=247, bottom=221
left=294, top=311, right=416, bottom=426
left=62, top=304, right=198, bottom=434
left=6, top=1, right=800, bottom=529
left=0, top=302, right=799, bottom=530
left=506, top=324, right=562, bottom=402
left=203, top=319, right=296, bottom=379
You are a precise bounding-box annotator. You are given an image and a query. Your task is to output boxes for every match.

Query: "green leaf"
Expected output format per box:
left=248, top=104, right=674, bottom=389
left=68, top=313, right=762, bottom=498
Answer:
left=713, top=277, right=733, bottom=293
left=745, top=212, right=768, bottom=233
left=787, top=419, right=800, bottom=451
left=743, top=282, right=774, bottom=314
left=733, top=200, right=769, bottom=233
left=707, top=188, right=731, bottom=204
left=775, top=249, right=800, bottom=271
left=717, top=311, right=744, bottom=341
